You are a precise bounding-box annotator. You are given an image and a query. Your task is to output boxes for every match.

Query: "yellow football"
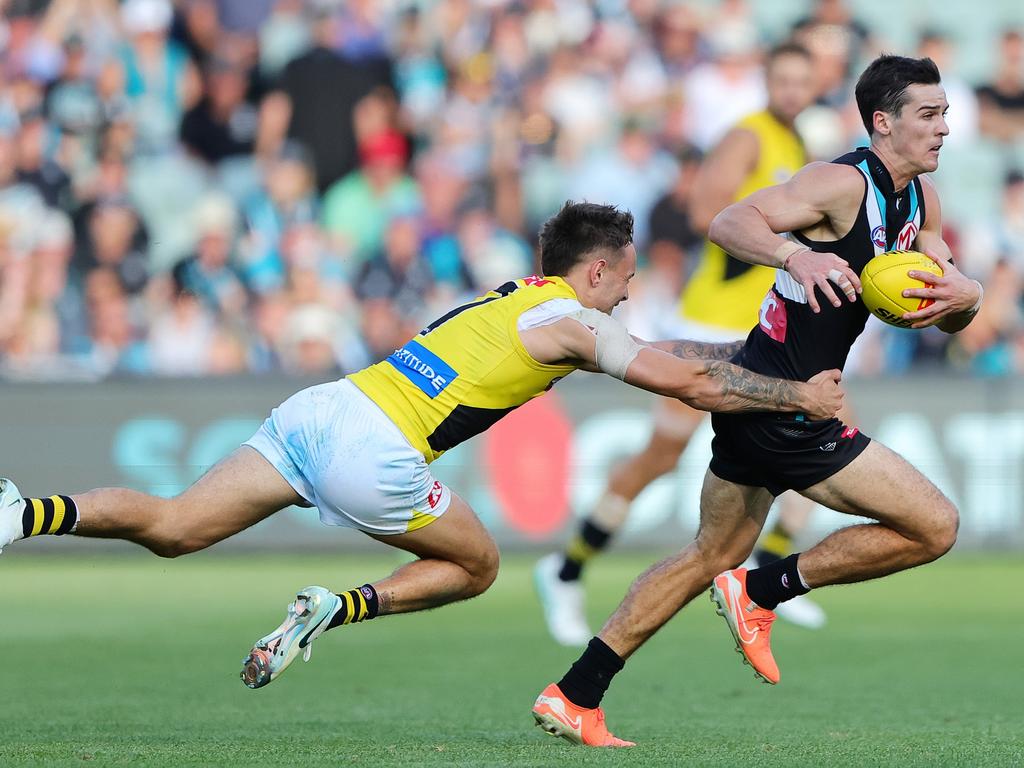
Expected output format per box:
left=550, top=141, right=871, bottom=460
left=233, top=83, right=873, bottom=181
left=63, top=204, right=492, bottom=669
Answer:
left=859, top=250, right=943, bottom=328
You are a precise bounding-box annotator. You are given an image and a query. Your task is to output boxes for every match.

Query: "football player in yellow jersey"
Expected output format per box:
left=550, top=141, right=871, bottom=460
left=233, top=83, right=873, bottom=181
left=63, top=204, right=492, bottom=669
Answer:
left=536, top=43, right=827, bottom=646
left=0, top=202, right=843, bottom=707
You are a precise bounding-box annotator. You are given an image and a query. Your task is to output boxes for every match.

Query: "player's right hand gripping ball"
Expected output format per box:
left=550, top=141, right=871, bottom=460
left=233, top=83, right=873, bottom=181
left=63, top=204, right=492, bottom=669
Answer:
left=859, top=250, right=943, bottom=328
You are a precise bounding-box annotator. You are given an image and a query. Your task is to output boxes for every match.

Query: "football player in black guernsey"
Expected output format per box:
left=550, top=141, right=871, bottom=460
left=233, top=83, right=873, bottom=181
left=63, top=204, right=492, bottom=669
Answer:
left=532, top=54, right=983, bottom=748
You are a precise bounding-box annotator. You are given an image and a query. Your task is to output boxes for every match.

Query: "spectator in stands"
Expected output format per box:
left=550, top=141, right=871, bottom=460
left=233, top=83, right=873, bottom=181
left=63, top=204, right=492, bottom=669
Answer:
left=172, top=193, right=247, bottom=319
left=179, top=53, right=258, bottom=165
left=320, top=129, right=421, bottom=267
left=976, top=29, right=1024, bottom=144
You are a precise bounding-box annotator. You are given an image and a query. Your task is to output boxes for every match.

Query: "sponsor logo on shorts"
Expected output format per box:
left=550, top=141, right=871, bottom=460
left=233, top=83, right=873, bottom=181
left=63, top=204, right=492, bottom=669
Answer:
left=427, top=481, right=443, bottom=509
left=841, top=426, right=859, bottom=439
left=820, top=441, right=837, bottom=452
left=781, top=574, right=790, bottom=588
left=387, top=340, right=458, bottom=398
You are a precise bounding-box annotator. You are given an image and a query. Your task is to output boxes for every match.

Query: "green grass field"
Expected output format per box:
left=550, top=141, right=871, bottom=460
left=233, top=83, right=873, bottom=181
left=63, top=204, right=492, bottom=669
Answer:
left=1, top=550, right=1021, bottom=767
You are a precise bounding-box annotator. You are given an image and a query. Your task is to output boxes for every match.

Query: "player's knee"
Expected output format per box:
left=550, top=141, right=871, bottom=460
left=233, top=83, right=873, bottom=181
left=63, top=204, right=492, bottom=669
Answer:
left=922, top=501, right=959, bottom=560
left=464, top=543, right=500, bottom=598
left=149, top=537, right=208, bottom=559
left=693, top=537, right=747, bottom=579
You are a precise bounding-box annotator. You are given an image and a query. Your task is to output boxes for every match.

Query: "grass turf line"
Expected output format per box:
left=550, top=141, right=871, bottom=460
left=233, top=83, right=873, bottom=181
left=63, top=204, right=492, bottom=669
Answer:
left=0, top=551, right=1020, bottom=767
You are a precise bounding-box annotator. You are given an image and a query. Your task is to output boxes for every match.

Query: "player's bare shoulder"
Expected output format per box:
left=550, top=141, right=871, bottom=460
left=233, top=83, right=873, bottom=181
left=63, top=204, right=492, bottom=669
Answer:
left=789, top=161, right=865, bottom=240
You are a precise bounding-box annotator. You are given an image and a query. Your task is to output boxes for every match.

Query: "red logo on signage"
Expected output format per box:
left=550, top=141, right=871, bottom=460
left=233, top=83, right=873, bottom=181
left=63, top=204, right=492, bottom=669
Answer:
left=427, top=481, right=443, bottom=509
left=524, top=275, right=553, bottom=287
left=758, top=290, right=787, bottom=343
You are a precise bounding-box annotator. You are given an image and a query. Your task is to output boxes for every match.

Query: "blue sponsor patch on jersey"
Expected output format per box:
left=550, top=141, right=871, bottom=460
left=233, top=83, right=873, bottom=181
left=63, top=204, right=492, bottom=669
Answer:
left=386, top=340, right=458, bottom=398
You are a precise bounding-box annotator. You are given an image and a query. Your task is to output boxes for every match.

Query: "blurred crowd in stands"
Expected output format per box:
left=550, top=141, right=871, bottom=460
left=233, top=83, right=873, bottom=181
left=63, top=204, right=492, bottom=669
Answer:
left=1, top=0, right=1024, bottom=380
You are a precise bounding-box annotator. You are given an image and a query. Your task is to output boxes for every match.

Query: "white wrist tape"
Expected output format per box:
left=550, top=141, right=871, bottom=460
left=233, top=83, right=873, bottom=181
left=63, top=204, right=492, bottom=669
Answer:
left=570, top=308, right=641, bottom=380
left=969, top=280, right=984, bottom=313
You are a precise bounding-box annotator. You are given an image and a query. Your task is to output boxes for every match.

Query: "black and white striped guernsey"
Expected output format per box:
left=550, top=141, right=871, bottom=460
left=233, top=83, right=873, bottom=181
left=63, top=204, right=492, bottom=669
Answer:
left=737, top=147, right=926, bottom=381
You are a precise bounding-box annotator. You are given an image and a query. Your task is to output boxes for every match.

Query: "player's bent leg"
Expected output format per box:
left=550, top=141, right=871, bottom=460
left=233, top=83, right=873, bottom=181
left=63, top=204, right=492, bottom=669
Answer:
left=532, top=470, right=773, bottom=743
left=796, top=441, right=959, bottom=587
left=242, top=492, right=498, bottom=690
left=73, top=446, right=304, bottom=557
left=366, top=491, right=500, bottom=612
left=601, top=470, right=773, bottom=659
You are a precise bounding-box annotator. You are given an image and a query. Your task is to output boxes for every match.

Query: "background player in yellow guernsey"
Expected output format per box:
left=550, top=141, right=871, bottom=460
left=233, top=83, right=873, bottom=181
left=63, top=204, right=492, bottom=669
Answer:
left=0, top=202, right=843, bottom=693
left=537, top=44, right=836, bottom=644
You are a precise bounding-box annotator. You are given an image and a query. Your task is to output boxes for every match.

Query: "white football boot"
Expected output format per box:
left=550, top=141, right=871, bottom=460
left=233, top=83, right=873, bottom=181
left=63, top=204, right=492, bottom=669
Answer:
left=241, top=586, right=342, bottom=689
left=0, top=478, right=25, bottom=554
left=534, top=553, right=592, bottom=647
left=741, top=556, right=826, bottom=630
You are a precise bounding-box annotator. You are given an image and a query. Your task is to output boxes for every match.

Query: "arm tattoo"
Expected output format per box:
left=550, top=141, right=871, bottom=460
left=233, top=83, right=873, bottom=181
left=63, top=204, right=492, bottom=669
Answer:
left=702, top=360, right=806, bottom=412
left=658, top=339, right=745, bottom=361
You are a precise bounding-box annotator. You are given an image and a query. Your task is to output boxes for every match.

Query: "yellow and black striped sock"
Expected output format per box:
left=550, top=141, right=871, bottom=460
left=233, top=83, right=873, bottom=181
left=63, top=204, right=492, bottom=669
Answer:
left=559, top=519, right=613, bottom=582
left=21, top=495, right=78, bottom=539
left=754, top=521, right=793, bottom=567
left=325, top=584, right=380, bottom=631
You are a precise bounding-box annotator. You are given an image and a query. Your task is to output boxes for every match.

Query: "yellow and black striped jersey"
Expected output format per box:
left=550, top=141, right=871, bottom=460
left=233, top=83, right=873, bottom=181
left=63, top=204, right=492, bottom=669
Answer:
left=680, top=109, right=807, bottom=332
left=348, top=275, right=579, bottom=463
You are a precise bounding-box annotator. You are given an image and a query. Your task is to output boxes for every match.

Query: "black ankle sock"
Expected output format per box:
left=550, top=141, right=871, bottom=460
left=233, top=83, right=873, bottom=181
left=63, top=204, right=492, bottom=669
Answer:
left=556, top=637, right=624, bottom=709
left=22, top=496, right=78, bottom=538
left=326, top=584, right=379, bottom=630
left=558, top=519, right=613, bottom=582
left=745, top=553, right=809, bottom=610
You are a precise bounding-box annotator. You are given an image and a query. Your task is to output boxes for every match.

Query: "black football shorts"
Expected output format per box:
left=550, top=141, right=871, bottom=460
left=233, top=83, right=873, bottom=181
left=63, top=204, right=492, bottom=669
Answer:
left=709, top=412, right=871, bottom=497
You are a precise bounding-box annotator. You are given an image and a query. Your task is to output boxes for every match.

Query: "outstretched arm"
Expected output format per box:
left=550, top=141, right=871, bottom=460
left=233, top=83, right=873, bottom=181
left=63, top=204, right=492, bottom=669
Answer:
left=644, top=338, right=745, bottom=361
left=520, top=314, right=843, bottom=419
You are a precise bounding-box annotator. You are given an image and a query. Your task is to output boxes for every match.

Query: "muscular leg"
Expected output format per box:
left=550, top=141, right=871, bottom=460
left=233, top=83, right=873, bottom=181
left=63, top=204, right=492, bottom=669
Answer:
left=366, top=492, right=499, bottom=614
left=548, top=471, right=773, bottom=713
left=796, top=441, right=958, bottom=587
left=600, top=470, right=774, bottom=659
left=73, top=446, right=303, bottom=557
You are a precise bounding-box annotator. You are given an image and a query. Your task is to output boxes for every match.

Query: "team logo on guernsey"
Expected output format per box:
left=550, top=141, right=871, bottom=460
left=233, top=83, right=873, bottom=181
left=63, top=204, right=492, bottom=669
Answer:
left=387, top=340, right=458, bottom=398
left=896, top=221, right=919, bottom=250
left=758, top=290, right=787, bottom=343
left=871, top=225, right=887, bottom=248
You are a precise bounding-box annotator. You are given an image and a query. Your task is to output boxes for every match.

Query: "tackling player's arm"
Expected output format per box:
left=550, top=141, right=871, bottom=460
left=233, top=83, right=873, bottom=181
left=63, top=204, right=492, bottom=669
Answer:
left=519, top=314, right=843, bottom=419
left=902, top=176, right=983, bottom=332
left=708, top=162, right=864, bottom=312
left=687, top=127, right=759, bottom=234
left=645, top=338, right=745, bottom=361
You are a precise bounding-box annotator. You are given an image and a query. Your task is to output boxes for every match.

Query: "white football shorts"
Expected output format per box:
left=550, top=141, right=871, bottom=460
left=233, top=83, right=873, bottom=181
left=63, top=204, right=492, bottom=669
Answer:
left=245, top=379, right=452, bottom=535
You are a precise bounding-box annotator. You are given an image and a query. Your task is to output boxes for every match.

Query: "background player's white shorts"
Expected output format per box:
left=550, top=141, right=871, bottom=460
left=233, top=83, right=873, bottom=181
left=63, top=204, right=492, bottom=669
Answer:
left=245, top=379, right=452, bottom=535
left=656, top=315, right=750, bottom=345
left=650, top=315, right=751, bottom=438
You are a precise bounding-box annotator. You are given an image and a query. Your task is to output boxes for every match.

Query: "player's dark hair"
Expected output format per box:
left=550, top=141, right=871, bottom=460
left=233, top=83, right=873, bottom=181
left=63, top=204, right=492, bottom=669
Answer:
left=855, top=55, right=942, bottom=135
left=766, top=41, right=812, bottom=69
left=539, top=202, right=634, bottom=276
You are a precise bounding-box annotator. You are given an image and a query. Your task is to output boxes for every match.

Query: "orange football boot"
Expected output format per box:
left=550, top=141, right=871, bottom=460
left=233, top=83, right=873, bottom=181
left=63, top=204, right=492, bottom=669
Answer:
left=710, top=568, right=780, bottom=684
left=532, top=683, right=635, bottom=747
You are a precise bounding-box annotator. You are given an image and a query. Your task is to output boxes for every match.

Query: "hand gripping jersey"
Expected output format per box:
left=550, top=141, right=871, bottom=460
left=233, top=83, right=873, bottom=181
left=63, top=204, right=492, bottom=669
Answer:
left=739, top=147, right=926, bottom=381
left=679, top=109, right=808, bottom=332
left=347, top=275, right=579, bottom=463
